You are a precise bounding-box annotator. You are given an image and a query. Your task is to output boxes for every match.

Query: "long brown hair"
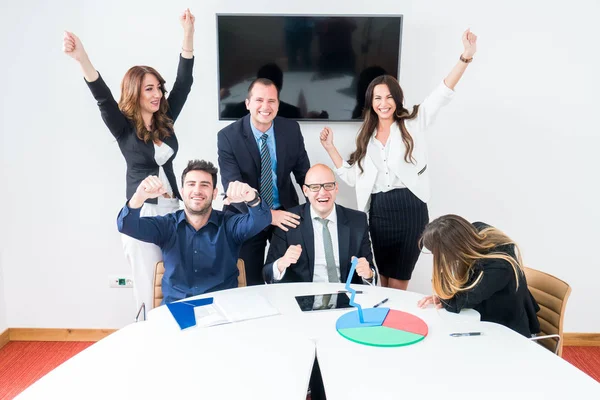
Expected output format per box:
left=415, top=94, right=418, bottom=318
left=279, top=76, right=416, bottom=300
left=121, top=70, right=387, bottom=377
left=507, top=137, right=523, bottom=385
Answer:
left=118, top=66, right=173, bottom=143
left=420, top=215, right=524, bottom=300
left=348, top=75, right=419, bottom=173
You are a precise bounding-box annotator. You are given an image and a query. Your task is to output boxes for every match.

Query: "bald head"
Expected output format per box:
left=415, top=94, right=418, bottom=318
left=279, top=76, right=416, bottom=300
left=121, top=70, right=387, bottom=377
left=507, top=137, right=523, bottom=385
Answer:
left=305, top=164, right=336, bottom=184
left=303, top=164, right=338, bottom=218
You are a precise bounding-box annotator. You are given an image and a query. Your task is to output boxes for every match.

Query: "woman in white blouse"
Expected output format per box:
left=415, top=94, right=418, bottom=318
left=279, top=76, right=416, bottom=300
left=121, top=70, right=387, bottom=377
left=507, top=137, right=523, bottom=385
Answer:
left=320, top=29, right=477, bottom=290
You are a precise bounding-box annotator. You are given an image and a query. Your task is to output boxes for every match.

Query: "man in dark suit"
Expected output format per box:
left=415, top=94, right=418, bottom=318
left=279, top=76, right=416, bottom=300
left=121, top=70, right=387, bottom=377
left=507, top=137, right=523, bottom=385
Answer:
left=217, top=77, right=310, bottom=286
left=263, top=163, right=376, bottom=400
left=263, top=163, right=377, bottom=287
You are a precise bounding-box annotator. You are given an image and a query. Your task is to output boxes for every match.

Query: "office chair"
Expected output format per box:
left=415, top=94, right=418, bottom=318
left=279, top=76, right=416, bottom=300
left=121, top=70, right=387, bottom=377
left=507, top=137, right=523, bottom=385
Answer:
left=145, top=259, right=247, bottom=313
left=524, top=267, right=571, bottom=357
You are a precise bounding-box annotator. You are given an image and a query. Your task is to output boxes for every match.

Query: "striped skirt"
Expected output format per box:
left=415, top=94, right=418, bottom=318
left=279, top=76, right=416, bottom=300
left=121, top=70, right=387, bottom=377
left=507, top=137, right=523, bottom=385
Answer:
left=368, top=188, right=429, bottom=280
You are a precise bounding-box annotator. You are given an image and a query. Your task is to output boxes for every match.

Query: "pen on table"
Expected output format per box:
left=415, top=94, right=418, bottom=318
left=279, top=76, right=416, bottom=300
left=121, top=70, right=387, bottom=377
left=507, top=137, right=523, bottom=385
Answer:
left=449, top=332, right=481, bottom=337
left=338, top=290, right=363, bottom=294
left=373, top=298, right=389, bottom=308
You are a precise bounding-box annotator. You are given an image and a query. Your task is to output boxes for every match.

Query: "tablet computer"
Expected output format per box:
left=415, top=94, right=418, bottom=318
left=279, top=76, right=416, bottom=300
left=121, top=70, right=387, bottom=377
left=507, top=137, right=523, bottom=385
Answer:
left=295, top=293, right=353, bottom=312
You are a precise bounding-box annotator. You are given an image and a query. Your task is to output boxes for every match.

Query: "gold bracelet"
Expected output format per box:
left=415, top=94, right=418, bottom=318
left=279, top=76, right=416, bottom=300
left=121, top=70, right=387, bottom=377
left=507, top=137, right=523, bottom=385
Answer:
left=459, top=55, right=473, bottom=63
left=182, top=47, right=193, bottom=52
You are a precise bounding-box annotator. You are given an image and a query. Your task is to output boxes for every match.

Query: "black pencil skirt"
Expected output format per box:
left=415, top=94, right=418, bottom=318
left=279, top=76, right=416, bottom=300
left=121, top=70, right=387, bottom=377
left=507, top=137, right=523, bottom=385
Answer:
left=368, top=188, right=429, bottom=280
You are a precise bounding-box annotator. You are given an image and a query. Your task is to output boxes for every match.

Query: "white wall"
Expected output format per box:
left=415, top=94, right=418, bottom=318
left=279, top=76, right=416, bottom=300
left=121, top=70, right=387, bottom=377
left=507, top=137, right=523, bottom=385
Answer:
left=0, top=253, right=7, bottom=333
left=1, top=0, right=598, bottom=331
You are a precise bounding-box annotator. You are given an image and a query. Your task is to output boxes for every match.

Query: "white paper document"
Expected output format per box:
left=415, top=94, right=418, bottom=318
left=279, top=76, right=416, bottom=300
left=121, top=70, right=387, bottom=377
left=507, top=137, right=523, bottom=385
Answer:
left=193, top=292, right=279, bottom=328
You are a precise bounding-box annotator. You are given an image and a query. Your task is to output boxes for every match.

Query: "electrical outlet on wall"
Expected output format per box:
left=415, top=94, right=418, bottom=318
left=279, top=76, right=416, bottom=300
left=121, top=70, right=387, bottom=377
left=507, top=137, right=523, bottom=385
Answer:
left=108, top=275, right=134, bottom=288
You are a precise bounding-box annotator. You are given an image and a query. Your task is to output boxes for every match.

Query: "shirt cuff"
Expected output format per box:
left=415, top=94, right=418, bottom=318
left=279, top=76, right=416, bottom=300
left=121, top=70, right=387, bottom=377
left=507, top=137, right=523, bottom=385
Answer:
left=439, top=79, right=456, bottom=96
left=335, top=161, right=353, bottom=175
left=361, top=269, right=376, bottom=286
left=272, top=260, right=286, bottom=281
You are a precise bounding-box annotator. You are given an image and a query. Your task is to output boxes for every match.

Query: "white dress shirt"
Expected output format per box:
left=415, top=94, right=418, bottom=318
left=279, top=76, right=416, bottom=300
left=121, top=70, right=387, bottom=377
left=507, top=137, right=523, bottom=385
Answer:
left=369, top=133, right=406, bottom=193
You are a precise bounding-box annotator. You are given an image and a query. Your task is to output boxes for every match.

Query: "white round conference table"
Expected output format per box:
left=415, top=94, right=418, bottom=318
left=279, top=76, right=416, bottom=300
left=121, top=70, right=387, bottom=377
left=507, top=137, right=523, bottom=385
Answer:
left=16, top=282, right=600, bottom=399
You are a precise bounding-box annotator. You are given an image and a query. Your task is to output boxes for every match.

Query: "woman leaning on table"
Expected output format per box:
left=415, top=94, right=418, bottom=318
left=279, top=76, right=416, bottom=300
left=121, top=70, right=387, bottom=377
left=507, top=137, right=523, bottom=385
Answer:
left=320, top=29, right=477, bottom=290
left=62, top=9, right=195, bottom=314
left=417, top=215, right=541, bottom=338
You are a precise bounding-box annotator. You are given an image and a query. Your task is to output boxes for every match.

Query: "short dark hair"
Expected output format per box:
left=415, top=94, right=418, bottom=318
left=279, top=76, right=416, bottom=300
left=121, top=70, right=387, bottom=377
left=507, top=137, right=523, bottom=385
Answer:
left=247, top=78, right=280, bottom=100
left=257, top=63, right=283, bottom=92
left=181, top=160, right=218, bottom=188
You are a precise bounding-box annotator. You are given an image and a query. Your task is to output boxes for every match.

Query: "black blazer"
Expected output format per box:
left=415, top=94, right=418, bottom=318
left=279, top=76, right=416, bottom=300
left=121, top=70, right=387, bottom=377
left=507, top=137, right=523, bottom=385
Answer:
left=86, top=56, right=194, bottom=203
left=263, top=203, right=376, bottom=284
left=441, top=222, right=541, bottom=337
left=217, top=114, right=310, bottom=212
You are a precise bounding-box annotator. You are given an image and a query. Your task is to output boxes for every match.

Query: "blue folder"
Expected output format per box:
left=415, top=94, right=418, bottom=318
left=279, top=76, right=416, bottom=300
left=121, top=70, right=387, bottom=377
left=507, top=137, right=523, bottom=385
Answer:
left=166, top=298, right=214, bottom=330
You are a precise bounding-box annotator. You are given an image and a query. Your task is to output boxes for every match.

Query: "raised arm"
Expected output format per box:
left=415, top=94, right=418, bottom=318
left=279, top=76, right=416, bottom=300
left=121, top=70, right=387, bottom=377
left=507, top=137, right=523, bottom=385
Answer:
left=63, top=31, right=129, bottom=139
left=320, top=127, right=344, bottom=169
left=320, top=127, right=357, bottom=187
left=117, top=176, right=172, bottom=246
left=180, top=8, right=195, bottom=60
left=167, top=9, right=196, bottom=121
left=63, top=31, right=98, bottom=82
left=224, top=181, right=272, bottom=244
left=443, top=29, right=478, bottom=90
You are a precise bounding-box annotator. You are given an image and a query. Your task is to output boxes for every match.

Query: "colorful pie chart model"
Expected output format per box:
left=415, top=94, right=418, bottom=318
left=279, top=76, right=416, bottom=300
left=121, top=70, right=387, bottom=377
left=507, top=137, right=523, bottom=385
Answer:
left=336, top=308, right=428, bottom=347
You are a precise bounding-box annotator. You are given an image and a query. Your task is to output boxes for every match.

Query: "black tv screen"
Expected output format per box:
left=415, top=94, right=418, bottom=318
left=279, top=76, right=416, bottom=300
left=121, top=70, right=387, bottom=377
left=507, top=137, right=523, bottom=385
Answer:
left=217, top=14, right=403, bottom=121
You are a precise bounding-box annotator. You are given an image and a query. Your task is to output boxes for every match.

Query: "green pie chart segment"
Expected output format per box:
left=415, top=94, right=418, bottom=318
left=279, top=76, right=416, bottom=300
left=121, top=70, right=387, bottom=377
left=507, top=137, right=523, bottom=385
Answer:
left=338, top=325, right=425, bottom=347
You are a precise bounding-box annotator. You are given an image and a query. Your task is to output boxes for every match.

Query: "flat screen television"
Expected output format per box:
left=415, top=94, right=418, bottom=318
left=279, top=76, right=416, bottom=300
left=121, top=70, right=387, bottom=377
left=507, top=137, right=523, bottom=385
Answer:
left=217, top=14, right=403, bottom=121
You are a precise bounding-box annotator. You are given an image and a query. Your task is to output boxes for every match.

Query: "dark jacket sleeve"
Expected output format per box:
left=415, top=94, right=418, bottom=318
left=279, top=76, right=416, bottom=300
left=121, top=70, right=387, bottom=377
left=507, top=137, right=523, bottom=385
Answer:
left=291, top=122, right=310, bottom=187
left=166, top=55, right=194, bottom=122
left=442, top=260, right=513, bottom=313
left=217, top=127, right=250, bottom=213
left=263, top=227, right=290, bottom=283
left=86, top=74, right=130, bottom=139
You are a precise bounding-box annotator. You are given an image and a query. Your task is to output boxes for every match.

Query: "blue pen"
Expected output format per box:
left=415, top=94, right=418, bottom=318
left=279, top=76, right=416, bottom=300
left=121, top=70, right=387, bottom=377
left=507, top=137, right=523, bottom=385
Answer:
left=373, top=298, right=389, bottom=308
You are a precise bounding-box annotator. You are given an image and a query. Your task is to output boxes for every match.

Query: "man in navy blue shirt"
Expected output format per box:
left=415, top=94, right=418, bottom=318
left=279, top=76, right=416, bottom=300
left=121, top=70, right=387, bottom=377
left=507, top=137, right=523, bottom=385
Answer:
left=117, top=160, right=271, bottom=304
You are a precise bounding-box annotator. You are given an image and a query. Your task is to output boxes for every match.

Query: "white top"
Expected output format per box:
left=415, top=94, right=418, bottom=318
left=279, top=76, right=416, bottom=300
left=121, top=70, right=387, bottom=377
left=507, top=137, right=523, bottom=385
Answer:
left=369, top=134, right=406, bottom=193
left=335, top=81, right=455, bottom=212
left=153, top=142, right=175, bottom=198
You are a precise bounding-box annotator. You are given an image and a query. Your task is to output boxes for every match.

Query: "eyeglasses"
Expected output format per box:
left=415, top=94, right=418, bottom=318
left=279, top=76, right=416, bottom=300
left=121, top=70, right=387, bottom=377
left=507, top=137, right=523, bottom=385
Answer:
left=303, top=182, right=336, bottom=192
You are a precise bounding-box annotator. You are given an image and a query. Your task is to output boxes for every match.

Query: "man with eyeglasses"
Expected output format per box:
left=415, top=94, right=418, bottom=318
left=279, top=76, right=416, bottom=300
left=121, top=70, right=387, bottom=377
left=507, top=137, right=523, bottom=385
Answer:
left=263, top=164, right=377, bottom=286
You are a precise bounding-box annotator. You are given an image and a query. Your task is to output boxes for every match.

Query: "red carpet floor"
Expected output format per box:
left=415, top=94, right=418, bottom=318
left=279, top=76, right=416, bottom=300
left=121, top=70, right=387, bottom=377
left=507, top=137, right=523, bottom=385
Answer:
left=0, top=342, right=598, bottom=399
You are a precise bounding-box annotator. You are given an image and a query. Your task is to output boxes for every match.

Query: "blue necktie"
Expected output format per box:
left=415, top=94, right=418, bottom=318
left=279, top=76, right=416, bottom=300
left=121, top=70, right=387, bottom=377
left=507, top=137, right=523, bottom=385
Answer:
left=260, top=133, right=274, bottom=209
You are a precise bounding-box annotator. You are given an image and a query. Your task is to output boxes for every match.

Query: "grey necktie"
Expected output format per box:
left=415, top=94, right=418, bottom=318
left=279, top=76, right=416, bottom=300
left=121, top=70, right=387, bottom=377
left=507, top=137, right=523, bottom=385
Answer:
left=315, top=217, right=339, bottom=309
left=315, top=217, right=339, bottom=283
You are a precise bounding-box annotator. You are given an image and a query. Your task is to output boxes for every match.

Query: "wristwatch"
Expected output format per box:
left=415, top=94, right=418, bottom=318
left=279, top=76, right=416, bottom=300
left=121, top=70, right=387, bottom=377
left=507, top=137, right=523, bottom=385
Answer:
left=245, top=191, right=261, bottom=207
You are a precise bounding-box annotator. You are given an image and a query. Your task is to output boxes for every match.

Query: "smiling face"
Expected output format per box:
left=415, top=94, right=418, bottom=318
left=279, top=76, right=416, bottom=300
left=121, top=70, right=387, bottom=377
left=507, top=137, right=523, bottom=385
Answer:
left=372, top=83, right=396, bottom=121
left=181, top=170, right=218, bottom=216
left=303, top=164, right=339, bottom=219
left=245, top=82, right=279, bottom=131
left=139, top=73, right=163, bottom=117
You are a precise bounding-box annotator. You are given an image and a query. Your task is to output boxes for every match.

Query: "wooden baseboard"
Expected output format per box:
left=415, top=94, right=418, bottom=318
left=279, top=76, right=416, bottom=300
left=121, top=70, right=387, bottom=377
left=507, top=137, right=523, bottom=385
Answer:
left=564, top=333, right=600, bottom=347
left=8, top=328, right=117, bottom=342
left=0, top=329, right=9, bottom=350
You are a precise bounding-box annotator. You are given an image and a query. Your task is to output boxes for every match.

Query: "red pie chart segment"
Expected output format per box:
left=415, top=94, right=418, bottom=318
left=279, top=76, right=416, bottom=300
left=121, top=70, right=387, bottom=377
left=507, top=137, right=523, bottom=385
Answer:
left=382, top=309, right=428, bottom=336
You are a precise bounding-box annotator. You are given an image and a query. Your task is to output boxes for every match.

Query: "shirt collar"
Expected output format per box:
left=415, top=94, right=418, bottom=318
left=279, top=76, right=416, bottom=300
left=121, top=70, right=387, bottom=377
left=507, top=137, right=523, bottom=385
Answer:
left=176, top=208, right=220, bottom=228
left=310, top=203, right=337, bottom=224
left=250, top=120, right=275, bottom=141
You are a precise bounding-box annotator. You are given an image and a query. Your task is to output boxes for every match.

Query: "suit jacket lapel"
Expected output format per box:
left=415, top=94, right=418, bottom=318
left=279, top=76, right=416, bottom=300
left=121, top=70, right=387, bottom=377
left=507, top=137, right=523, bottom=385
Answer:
left=273, top=118, right=286, bottom=188
left=300, top=204, right=316, bottom=281
left=336, top=205, right=351, bottom=282
left=242, top=115, right=261, bottom=172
